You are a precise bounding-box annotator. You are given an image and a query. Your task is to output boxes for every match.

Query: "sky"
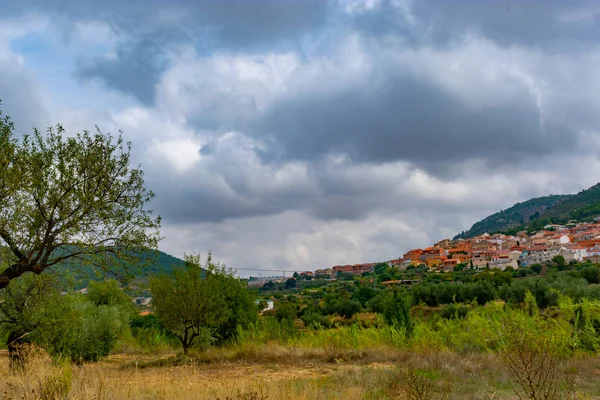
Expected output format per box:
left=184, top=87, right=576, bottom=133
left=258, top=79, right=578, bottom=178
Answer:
left=3, top=0, right=600, bottom=276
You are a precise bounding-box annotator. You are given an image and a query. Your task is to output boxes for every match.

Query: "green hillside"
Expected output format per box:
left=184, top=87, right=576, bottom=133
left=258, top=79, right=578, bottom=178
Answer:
left=455, top=195, right=570, bottom=238
left=54, top=249, right=186, bottom=289
left=2, top=248, right=187, bottom=290
left=456, top=183, right=600, bottom=238
left=541, top=183, right=600, bottom=222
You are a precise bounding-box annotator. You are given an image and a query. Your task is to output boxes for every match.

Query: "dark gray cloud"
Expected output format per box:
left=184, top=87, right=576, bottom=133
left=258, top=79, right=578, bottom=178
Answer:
left=10, top=0, right=600, bottom=104
left=7, top=0, right=333, bottom=103
left=6, top=0, right=600, bottom=271
left=253, top=75, right=561, bottom=168
left=76, top=36, right=171, bottom=105
left=350, top=0, right=600, bottom=50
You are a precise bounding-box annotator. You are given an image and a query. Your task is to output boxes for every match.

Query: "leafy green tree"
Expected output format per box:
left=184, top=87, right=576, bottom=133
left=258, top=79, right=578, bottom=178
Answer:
left=261, top=280, right=276, bottom=291
left=381, top=289, right=414, bottom=337
left=335, top=299, right=361, bottom=319
left=377, top=272, right=393, bottom=283
left=338, top=272, right=354, bottom=281
left=0, top=274, right=128, bottom=365
left=32, top=296, right=129, bottom=364
left=275, top=301, right=297, bottom=327
left=0, top=273, right=59, bottom=364
left=284, top=277, right=297, bottom=289
left=212, top=268, right=257, bottom=344
left=552, top=255, right=567, bottom=271
left=150, top=253, right=238, bottom=354
left=352, top=286, right=376, bottom=307
left=581, top=266, right=600, bottom=284
left=374, top=263, right=389, bottom=275
left=0, top=105, right=161, bottom=288
left=87, top=279, right=136, bottom=317
left=530, top=264, right=543, bottom=274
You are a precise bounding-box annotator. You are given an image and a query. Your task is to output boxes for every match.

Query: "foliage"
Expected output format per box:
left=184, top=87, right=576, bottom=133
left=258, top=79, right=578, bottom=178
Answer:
left=150, top=252, right=255, bottom=354
left=439, top=303, right=469, bottom=320
left=0, top=104, right=161, bottom=288
left=352, top=286, right=376, bottom=307
left=284, top=278, right=296, bottom=289
left=380, top=289, right=413, bottom=337
left=0, top=272, right=129, bottom=364
left=31, top=295, right=130, bottom=364
left=0, top=273, right=61, bottom=355
left=455, top=195, right=568, bottom=238
left=129, top=314, right=178, bottom=352
left=498, top=304, right=574, bottom=400
left=457, top=183, right=600, bottom=238
left=87, top=279, right=136, bottom=316
left=275, top=302, right=297, bottom=327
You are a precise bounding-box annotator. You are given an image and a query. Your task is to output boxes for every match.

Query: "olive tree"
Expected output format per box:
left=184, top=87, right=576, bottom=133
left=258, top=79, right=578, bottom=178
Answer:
left=0, top=105, right=161, bottom=288
left=0, top=273, right=59, bottom=366
left=150, top=253, right=255, bottom=354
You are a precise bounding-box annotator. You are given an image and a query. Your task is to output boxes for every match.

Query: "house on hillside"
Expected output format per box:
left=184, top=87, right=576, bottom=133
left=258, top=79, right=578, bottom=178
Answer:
left=488, top=258, right=518, bottom=271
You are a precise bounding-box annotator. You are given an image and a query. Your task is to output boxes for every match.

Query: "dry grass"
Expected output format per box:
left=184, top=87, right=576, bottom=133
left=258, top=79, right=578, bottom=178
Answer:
left=0, top=348, right=599, bottom=399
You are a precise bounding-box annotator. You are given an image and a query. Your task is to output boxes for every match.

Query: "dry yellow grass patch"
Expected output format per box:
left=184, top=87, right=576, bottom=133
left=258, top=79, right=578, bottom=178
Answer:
left=0, top=349, right=600, bottom=399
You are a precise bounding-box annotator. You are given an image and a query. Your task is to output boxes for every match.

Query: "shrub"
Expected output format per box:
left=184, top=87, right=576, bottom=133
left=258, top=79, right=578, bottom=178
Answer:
left=31, top=295, right=129, bottom=364
left=499, top=306, right=574, bottom=400
left=439, top=303, right=469, bottom=320
left=381, top=290, right=414, bottom=337
left=40, top=362, right=72, bottom=400
left=275, top=302, right=297, bottom=327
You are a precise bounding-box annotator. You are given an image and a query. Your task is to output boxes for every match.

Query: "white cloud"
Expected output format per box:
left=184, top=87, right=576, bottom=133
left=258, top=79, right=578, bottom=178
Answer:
left=4, top=0, right=600, bottom=277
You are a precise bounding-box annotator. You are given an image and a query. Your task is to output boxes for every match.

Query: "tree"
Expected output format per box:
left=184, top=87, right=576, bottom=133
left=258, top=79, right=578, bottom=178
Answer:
left=211, top=265, right=257, bottom=344
left=0, top=274, right=128, bottom=365
left=261, top=280, right=276, bottom=290
left=87, top=279, right=136, bottom=317
left=284, top=277, right=296, bottom=289
left=381, top=289, right=414, bottom=337
left=150, top=253, right=249, bottom=354
left=552, top=255, right=567, bottom=271
left=275, top=301, right=297, bottom=326
left=0, top=105, right=161, bottom=288
left=352, top=286, right=376, bottom=307
left=0, top=273, right=59, bottom=365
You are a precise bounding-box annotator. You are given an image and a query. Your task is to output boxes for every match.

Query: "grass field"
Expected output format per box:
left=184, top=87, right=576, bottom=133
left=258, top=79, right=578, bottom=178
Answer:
left=1, top=347, right=600, bottom=400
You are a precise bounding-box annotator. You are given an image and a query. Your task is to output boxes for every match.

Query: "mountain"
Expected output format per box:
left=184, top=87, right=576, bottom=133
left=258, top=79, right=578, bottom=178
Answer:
left=456, top=183, right=600, bottom=238
left=455, top=195, right=570, bottom=239
left=539, top=183, right=600, bottom=222
left=50, top=249, right=186, bottom=289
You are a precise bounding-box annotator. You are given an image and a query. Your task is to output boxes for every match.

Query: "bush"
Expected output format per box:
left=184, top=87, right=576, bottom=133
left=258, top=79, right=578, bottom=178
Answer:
left=499, top=305, right=575, bottom=400
left=275, top=302, right=297, bottom=327
left=40, top=362, right=72, bottom=400
left=381, top=290, right=413, bottom=337
left=31, top=295, right=129, bottom=364
left=440, top=303, right=469, bottom=320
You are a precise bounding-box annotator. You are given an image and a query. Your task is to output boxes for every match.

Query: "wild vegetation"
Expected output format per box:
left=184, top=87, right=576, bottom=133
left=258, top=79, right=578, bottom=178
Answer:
left=456, top=183, right=600, bottom=238
left=2, top=254, right=600, bottom=398
left=4, top=104, right=600, bottom=398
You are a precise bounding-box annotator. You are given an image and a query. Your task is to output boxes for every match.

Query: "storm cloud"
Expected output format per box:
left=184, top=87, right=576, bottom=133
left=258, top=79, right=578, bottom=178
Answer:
left=3, top=0, right=600, bottom=273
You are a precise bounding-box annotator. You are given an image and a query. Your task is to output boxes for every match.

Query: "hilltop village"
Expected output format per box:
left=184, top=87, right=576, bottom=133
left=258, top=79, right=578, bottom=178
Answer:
left=249, top=222, right=600, bottom=286
left=330, top=222, right=600, bottom=275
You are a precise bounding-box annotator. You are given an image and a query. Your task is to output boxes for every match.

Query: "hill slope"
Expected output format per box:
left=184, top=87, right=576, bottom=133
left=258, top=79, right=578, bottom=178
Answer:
left=540, top=183, right=600, bottom=222
left=50, top=249, right=186, bottom=289
left=455, top=195, right=570, bottom=238
left=456, top=183, right=600, bottom=238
